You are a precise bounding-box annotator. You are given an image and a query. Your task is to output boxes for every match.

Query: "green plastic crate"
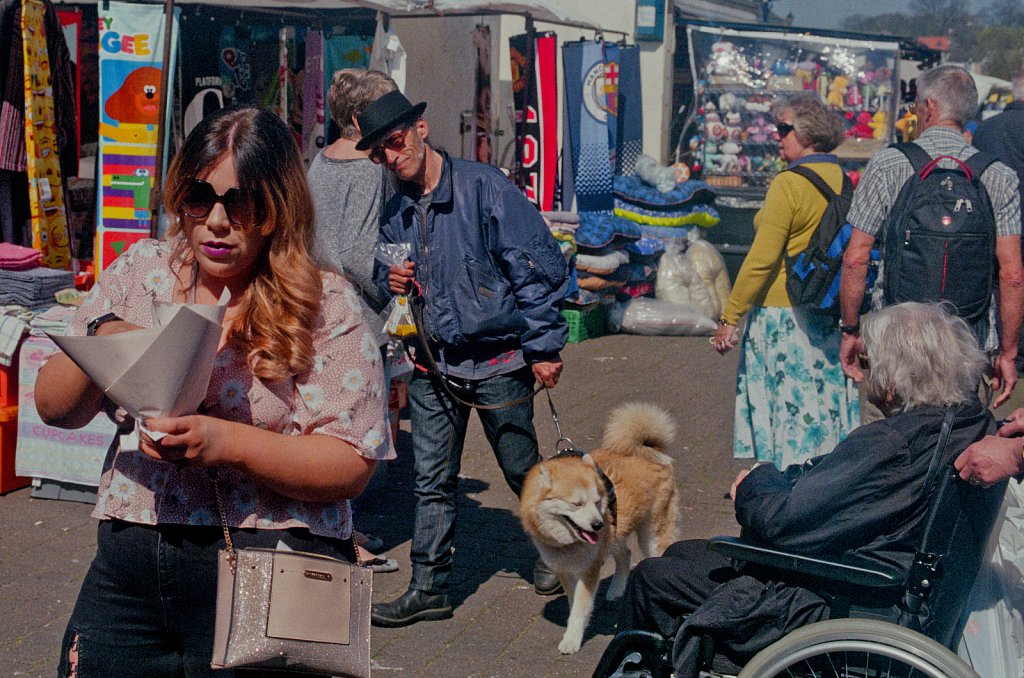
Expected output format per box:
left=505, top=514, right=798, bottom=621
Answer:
left=561, top=305, right=608, bottom=343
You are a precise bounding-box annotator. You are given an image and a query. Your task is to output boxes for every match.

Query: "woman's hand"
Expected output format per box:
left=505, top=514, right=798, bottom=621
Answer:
left=713, top=322, right=739, bottom=354
left=139, top=415, right=232, bottom=466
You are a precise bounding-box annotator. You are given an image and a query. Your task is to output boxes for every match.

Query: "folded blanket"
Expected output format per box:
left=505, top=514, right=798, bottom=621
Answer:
left=0, top=242, right=42, bottom=270
left=541, top=210, right=581, bottom=224
left=614, top=204, right=721, bottom=228
left=575, top=211, right=640, bottom=254
left=613, top=175, right=717, bottom=208
left=576, top=250, right=629, bottom=276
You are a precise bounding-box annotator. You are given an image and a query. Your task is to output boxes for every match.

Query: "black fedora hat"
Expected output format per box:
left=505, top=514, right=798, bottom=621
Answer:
left=355, top=90, right=427, bottom=151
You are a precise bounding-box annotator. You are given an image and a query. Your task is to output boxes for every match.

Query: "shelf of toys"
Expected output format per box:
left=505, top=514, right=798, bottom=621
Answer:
left=684, top=24, right=902, bottom=191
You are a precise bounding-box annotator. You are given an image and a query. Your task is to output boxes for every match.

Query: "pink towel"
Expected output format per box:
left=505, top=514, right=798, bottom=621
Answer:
left=0, top=243, right=43, bottom=270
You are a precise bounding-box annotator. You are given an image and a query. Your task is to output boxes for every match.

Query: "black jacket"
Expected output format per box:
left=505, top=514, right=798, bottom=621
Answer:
left=672, top=400, right=993, bottom=677
left=735, top=399, right=993, bottom=570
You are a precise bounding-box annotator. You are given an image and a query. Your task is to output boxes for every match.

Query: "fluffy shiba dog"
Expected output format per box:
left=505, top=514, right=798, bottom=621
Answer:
left=519, top=402, right=678, bottom=654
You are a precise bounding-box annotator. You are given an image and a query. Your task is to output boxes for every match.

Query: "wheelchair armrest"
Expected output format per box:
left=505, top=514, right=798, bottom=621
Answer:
left=708, top=536, right=904, bottom=589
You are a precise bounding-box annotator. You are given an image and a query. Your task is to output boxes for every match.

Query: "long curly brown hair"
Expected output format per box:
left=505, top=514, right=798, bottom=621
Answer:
left=163, top=107, right=321, bottom=381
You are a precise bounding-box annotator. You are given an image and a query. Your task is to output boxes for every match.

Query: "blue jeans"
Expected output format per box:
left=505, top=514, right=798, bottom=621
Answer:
left=59, top=519, right=354, bottom=677
left=407, top=366, right=540, bottom=594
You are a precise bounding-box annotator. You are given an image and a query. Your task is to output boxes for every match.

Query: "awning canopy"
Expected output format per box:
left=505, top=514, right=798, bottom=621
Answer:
left=54, top=0, right=598, bottom=30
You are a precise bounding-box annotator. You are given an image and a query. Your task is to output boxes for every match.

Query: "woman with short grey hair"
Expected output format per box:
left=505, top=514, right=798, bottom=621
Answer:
left=863, top=301, right=988, bottom=414
left=772, top=92, right=845, bottom=153
left=616, top=301, right=993, bottom=677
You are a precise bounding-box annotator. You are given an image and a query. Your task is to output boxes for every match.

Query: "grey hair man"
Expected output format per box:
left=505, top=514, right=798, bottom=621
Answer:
left=308, top=69, right=398, bottom=310
left=839, top=64, right=1023, bottom=409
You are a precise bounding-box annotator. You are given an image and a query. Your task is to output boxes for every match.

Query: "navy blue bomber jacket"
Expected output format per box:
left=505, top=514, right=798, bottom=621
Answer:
left=373, top=151, right=569, bottom=364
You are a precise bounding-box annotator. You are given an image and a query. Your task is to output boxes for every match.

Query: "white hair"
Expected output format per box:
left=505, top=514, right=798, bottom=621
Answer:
left=862, top=302, right=986, bottom=413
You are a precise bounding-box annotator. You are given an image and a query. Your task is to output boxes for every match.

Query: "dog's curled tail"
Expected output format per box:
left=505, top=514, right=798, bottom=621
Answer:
left=602, top=402, right=676, bottom=464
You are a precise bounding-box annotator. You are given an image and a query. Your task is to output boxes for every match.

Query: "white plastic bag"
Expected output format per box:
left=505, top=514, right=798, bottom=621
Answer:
left=375, top=243, right=417, bottom=338
left=608, top=298, right=717, bottom=336
left=655, top=239, right=716, bottom=320
left=685, top=229, right=732, bottom=321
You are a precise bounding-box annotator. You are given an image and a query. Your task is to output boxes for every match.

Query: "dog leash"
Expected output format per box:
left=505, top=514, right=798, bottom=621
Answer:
left=406, top=289, right=543, bottom=410
left=545, top=386, right=576, bottom=454
left=544, top=389, right=617, bottom=526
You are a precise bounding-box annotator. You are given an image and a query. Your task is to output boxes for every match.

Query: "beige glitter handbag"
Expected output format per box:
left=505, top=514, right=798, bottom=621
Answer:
left=210, top=477, right=372, bottom=676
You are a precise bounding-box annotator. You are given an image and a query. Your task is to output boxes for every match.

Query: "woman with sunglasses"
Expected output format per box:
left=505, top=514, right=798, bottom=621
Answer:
left=35, top=107, right=393, bottom=677
left=712, top=92, right=859, bottom=469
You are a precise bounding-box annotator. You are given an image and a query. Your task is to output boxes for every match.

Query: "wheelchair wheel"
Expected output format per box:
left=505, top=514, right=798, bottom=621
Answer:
left=737, top=619, right=978, bottom=678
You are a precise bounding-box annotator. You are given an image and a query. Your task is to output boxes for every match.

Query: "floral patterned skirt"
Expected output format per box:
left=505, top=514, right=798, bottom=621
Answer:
left=733, top=306, right=859, bottom=469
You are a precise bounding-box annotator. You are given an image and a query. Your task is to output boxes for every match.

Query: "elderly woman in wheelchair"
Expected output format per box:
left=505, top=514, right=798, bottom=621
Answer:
left=595, top=302, right=1008, bottom=678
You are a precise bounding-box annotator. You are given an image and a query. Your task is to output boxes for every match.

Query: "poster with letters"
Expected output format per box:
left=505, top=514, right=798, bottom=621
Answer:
left=96, top=1, right=179, bottom=273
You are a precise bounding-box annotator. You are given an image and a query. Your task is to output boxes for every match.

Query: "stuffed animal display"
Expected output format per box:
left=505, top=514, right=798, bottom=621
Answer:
left=687, top=32, right=901, bottom=189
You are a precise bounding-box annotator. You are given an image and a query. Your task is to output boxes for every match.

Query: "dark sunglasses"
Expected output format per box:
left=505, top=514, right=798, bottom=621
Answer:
left=181, top=179, right=260, bottom=226
left=775, top=121, right=796, bottom=139
left=369, top=127, right=411, bottom=164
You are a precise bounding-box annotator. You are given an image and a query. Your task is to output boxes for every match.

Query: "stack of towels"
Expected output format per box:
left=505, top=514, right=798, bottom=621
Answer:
left=0, top=267, right=77, bottom=308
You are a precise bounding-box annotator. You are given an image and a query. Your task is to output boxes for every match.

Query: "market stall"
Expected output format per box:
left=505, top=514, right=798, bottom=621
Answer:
left=670, top=21, right=940, bottom=280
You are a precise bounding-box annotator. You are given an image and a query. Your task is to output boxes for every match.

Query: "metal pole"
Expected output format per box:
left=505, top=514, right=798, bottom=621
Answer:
left=150, top=0, right=175, bottom=237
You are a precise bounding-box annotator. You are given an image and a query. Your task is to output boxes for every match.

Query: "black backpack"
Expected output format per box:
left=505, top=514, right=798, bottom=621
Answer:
left=882, top=143, right=997, bottom=323
left=784, top=165, right=857, bottom=316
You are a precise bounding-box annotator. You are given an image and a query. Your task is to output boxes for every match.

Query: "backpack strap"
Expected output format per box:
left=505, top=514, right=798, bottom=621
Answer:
left=890, top=142, right=934, bottom=175
left=788, top=164, right=837, bottom=201
left=963, top=150, right=997, bottom=183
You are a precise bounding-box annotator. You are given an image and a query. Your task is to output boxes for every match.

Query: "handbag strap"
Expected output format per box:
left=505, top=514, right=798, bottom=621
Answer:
left=210, top=469, right=362, bottom=569
left=211, top=470, right=237, bottom=574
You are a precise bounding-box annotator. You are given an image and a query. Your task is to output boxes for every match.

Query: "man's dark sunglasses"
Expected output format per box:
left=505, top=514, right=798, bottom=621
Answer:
left=369, top=126, right=411, bottom=164
left=775, top=121, right=796, bottom=138
left=181, top=179, right=261, bottom=226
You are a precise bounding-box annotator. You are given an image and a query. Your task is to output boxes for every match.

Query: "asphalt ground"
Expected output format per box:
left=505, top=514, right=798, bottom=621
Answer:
left=4, top=331, right=1017, bottom=677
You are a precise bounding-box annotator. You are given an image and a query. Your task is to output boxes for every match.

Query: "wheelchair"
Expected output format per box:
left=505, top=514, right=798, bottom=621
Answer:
left=592, top=464, right=1008, bottom=678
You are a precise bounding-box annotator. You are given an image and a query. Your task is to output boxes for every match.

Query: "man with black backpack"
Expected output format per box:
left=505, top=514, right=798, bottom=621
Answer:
left=839, top=64, right=1023, bottom=408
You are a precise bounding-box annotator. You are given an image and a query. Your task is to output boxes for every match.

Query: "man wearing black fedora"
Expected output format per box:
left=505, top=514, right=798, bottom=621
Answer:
left=361, top=90, right=570, bottom=627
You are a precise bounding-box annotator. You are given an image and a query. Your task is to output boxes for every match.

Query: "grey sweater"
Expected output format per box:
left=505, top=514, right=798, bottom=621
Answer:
left=308, top=150, right=388, bottom=311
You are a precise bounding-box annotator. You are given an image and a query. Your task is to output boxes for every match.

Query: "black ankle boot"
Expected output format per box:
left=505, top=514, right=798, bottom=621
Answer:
left=533, top=558, right=564, bottom=596
left=371, top=589, right=453, bottom=627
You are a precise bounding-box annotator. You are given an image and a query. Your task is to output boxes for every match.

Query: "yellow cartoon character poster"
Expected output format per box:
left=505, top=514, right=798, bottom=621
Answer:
left=22, top=0, right=71, bottom=270
left=96, top=1, right=178, bottom=273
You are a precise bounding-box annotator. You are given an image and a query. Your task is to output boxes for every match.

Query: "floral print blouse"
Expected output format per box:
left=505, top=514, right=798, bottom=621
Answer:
left=65, top=239, right=394, bottom=539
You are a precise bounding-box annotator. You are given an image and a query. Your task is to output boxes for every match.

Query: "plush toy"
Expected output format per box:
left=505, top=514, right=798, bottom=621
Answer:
left=725, top=111, right=743, bottom=143
left=870, top=110, right=888, bottom=139
left=846, top=80, right=862, bottom=108
left=795, top=60, right=816, bottom=89
left=705, top=110, right=726, bottom=143
left=850, top=111, right=874, bottom=139
left=743, top=97, right=772, bottom=113
left=771, top=58, right=791, bottom=75
left=744, top=115, right=771, bottom=144
left=708, top=41, right=739, bottom=77
left=719, top=142, right=742, bottom=173
left=847, top=170, right=861, bottom=188
left=827, top=75, right=849, bottom=108
left=894, top=111, right=918, bottom=142
left=718, top=92, right=738, bottom=112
